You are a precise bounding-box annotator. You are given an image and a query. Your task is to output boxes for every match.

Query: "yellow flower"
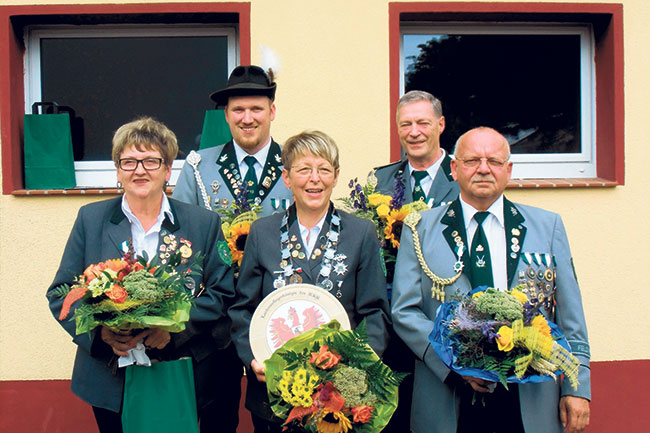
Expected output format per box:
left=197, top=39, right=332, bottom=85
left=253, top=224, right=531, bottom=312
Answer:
left=295, top=368, right=307, bottom=383
left=531, top=315, right=552, bottom=337
left=316, top=411, right=352, bottom=433
left=368, top=193, right=392, bottom=207
left=510, top=289, right=529, bottom=304
left=376, top=203, right=390, bottom=218
left=384, top=207, right=409, bottom=248
left=496, top=325, right=515, bottom=352
left=227, top=221, right=251, bottom=265
left=472, top=291, right=485, bottom=300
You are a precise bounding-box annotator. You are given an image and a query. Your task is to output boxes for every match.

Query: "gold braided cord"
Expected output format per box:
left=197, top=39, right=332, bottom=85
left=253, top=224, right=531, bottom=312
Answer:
left=404, top=212, right=461, bottom=302
left=511, top=320, right=581, bottom=390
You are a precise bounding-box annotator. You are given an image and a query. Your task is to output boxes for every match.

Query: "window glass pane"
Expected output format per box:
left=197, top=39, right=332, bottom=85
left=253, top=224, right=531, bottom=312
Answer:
left=40, top=36, right=229, bottom=161
left=404, top=33, right=581, bottom=156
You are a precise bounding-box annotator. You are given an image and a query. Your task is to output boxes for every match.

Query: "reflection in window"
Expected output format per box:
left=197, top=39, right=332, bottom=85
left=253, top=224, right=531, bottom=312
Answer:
left=26, top=26, right=237, bottom=187
left=402, top=25, right=594, bottom=179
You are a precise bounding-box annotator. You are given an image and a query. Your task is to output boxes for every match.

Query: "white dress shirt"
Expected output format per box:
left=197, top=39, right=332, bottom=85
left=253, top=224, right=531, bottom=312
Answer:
left=408, top=148, right=446, bottom=197
left=460, top=195, right=508, bottom=291
left=298, top=213, right=327, bottom=257
left=233, top=137, right=272, bottom=181
left=121, top=193, right=173, bottom=262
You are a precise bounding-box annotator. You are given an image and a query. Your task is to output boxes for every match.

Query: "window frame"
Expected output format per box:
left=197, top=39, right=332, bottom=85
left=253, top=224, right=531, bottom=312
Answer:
left=389, top=2, right=624, bottom=185
left=401, top=23, right=596, bottom=179
left=25, top=23, right=238, bottom=188
left=0, top=2, right=251, bottom=194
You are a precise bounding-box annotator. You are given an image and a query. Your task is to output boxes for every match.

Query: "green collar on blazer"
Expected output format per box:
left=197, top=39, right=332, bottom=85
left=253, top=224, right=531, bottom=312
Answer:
left=216, top=140, right=283, bottom=201
left=440, top=197, right=527, bottom=288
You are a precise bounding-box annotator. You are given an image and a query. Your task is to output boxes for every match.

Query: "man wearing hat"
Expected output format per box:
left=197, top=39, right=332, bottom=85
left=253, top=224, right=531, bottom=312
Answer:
left=173, top=66, right=292, bottom=433
left=173, top=65, right=293, bottom=216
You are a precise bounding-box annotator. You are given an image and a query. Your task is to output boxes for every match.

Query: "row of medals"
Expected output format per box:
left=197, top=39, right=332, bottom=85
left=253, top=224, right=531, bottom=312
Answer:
left=518, top=253, right=556, bottom=309
left=214, top=161, right=278, bottom=202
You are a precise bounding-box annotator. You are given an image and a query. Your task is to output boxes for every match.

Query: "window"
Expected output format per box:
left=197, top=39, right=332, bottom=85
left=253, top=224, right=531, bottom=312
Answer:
left=402, top=24, right=594, bottom=179
left=25, top=25, right=237, bottom=188
left=0, top=3, right=251, bottom=194
left=389, top=3, right=624, bottom=184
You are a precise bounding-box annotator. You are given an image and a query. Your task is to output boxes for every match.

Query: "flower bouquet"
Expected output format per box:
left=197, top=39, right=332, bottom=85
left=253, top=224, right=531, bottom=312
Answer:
left=265, top=320, right=406, bottom=433
left=338, top=173, right=427, bottom=281
left=52, top=241, right=201, bottom=335
left=430, top=287, right=580, bottom=390
left=216, top=189, right=262, bottom=268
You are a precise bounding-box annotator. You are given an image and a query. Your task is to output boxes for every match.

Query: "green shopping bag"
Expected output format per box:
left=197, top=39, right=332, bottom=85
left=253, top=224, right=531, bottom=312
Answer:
left=23, top=102, right=76, bottom=189
left=122, top=358, right=199, bottom=433
left=199, top=109, right=232, bottom=149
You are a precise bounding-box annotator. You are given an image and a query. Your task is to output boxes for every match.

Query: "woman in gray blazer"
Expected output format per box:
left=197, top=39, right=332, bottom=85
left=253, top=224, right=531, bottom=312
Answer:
left=47, top=117, right=236, bottom=433
left=229, top=130, right=391, bottom=433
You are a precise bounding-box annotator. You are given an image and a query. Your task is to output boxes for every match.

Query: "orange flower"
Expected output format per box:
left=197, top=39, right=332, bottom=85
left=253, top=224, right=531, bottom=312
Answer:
left=351, top=405, right=374, bottom=423
left=309, top=345, right=341, bottom=370
left=83, top=259, right=126, bottom=282
left=106, top=284, right=127, bottom=303
left=58, top=286, right=88, bottom=320
left=104, top=258, right=127, bottom=273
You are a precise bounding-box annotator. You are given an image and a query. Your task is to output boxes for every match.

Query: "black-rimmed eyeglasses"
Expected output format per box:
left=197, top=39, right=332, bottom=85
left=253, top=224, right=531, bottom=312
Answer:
left=118, top=158, right=164, bottom=171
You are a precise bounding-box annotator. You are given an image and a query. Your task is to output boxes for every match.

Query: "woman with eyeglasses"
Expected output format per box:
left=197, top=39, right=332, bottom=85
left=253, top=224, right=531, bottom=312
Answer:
left=47, top=117, right=237, bottom=433
left=229, top=130, right=391, bottom=433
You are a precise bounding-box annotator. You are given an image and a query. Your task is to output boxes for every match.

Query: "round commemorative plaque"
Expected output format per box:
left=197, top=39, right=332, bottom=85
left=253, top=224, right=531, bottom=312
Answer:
left=249, top=283, right=350, bottom=362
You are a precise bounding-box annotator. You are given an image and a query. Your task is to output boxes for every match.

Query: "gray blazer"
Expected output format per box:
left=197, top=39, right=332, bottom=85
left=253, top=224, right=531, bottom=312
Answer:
left=228, top=204, right=391, bottom=420
left=373, top=154, right=459, bottom=208
left=46, top=197, right=235, bottom=412
left=391, top=197, right=591, bottom=433
left=173, top=140, right=293, bottom=217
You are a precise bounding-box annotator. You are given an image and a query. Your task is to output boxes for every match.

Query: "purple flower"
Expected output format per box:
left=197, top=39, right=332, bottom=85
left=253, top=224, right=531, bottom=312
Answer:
left=391, top=177, right=406, bottom=210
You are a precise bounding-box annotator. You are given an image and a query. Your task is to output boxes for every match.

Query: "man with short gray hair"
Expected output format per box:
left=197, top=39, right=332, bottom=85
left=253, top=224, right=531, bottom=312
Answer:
left=373, top=90, right=459, bottom=208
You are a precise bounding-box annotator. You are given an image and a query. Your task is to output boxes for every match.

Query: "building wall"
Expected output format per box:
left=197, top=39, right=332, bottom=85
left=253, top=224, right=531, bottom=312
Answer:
left=1, top=0, right=649, bottom=431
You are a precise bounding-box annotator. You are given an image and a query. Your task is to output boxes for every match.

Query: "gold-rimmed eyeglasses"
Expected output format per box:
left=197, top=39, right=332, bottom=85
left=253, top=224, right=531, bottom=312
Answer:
left=291, top=165, right=336, bottom=179
left=455, top=157, right=509, bottom=168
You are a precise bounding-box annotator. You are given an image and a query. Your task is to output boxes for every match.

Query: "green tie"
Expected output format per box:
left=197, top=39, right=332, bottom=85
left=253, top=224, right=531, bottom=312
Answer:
left=412, top=170, right=428, bottom=202
left=470, top=211, right=494, bottom=288
left=243, top=156, right=258, bottom=200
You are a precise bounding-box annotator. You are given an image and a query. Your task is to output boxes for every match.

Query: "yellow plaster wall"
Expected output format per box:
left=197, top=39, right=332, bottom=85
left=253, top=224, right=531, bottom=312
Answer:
left=1, top=0, right=648, bottom=381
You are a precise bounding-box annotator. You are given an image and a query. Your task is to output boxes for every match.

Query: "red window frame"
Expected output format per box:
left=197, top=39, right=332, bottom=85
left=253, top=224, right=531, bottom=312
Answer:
left=389, top=2, right=624, bottom=184
left=0, top=2, right=251, bottom=194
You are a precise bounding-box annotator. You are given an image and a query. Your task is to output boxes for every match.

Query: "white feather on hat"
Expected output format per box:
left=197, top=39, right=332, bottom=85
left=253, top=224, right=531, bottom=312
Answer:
left=260, top=44, right=281, bottom=83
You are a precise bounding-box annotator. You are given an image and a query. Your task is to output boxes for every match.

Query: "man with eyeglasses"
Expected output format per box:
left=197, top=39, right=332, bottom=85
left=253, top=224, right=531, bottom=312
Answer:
left=391, top=127, right=591, bottom=433
left=173, top=65, right=293, bottom=216
left=373, top=90, right=459, bottom=208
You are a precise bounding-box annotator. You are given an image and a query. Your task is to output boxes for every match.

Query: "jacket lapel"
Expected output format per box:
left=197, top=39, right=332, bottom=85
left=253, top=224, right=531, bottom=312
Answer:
left=107, top=199, right=132, bottom=256
left=258, top=140, right=283, bottom=199
left=289, top=223, right=313, bottom=282
left=441, top=199, right=471, bottom=277
left=427, top=154, right=455, bottom=207
left=504, top=197, right=527, bottom=287
left=216, top=141, right=241, bottom=199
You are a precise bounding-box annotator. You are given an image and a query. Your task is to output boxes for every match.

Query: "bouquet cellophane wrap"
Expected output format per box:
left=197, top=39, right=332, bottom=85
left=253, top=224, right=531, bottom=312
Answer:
left=429, top=300, right=574, bottom=385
